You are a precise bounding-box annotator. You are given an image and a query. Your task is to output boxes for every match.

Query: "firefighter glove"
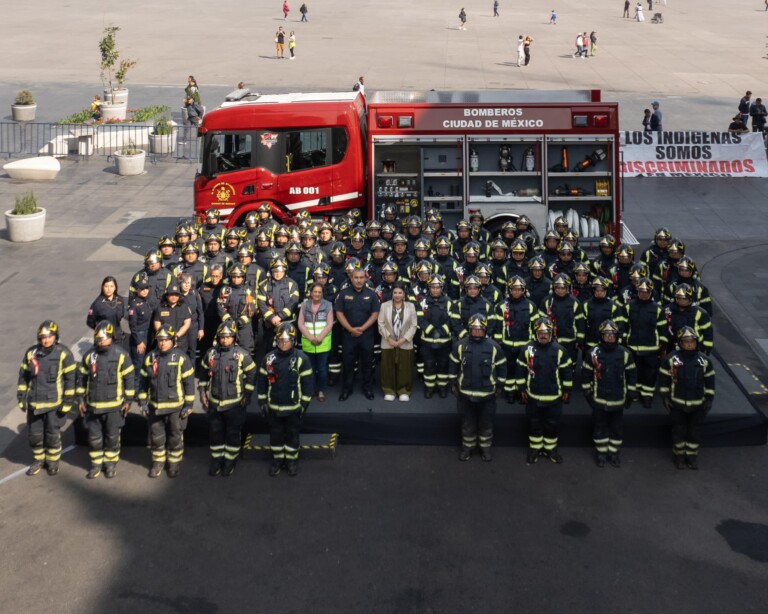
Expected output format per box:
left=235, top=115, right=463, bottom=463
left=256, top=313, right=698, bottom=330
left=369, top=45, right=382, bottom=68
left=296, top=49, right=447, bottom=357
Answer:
left=562, top=391, right=571, bottom=404
left=181, top=406, right=191, bottom=418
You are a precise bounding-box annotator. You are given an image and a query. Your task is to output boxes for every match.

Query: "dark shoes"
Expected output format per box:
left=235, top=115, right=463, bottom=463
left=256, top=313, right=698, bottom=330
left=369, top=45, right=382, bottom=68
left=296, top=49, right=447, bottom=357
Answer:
left=458, top=447, right=472, bottom=461
left=269, top=460, right=283, bottom=477
left=544, top=449, right=563, bottom=464
left=167, top=463, right=180, bottom=478
left=209, top=459, right=223, bottom=477
left=596, top=453, right=607, bottom=468
left=338, top=390, right=351, bottom=401
left=27, top=460, right=43, bottom=476
left=104, top=465, right=117, bottom=479
left=674, top=455, right=686, bottom=470
left=46, top=461, right=59, bottom=476
left=526, top=449, right=540, bottom=464
left=424, top=388, right=434, bottom=399
left=222, top=461, right=236, bottom=477
left=438, top=387, right=449, bottom=399
left=149, top=462, right=164, bottom=478
left=609, top=452, right=621, bottom=468
left=87, top=466, right=102, bottom=479
left=480, top=448, right=492, bottom=462
left=685, top=455, right=698, bottom=470
left=286, top=461, right=299, bottom=477
left=364, top=389, right=375, bottom=400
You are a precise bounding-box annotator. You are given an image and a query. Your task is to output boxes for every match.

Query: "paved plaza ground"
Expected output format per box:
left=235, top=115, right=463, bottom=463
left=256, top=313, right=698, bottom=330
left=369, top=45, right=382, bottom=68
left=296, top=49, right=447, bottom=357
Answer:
left=1, top=1, right=768, bottom=611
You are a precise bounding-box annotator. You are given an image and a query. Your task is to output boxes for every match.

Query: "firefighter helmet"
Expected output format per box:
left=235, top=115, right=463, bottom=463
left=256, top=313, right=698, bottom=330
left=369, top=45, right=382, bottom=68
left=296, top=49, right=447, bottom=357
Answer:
left=676, top=256, right=696, bottom=273
left=616, top=244, right=635, bottom=261
left=507, top=276, right=527, bottom=291
left=463, top=241, right=481, bottom=257
left=228, top=265, right=246, bottom=278
left=225, top=228, right=241, bottom=241
left=674, top=283, right=693, bottom=301
left=475, top=263, right=492, bottom=279
left=533, top=317, right=554, bottom=336
left=133, top=272, right=150, bottom=290
left=348, top=208, right=362, bottom=224
left=216, top=321, right=237, bottom=338
left=350, top=229, right=365, bottom=243
left=501, top=220, right=517, bottom=234
left=456, top=219, right=472, bottom=232
left=93, top=321, right=114, bottom=341
left=405, top=215, right=422, bottom=229
left=467, top=314, right=487, bottom=332
left=205, top=233, right=222, bottom=245
left=244, top=211, right=258, bottom=226
left=257, top=202, right=272, bottom=214
left=158, top=235, right=175, bottom=248
left=563, top=229, right=579, bottom=243
left=182, top=242, right=200, bottom=255
left=255, top=230, right=270, bottom=244
left=270, top=258, right=288, bottom=272
left=237, top=243, right=254, bottom=258
left=667, top=237, right=685, bottom=256
left=629, top=263, right=649, bottom=281
left=381, top=261, right=398, bottom=276
left=144, top=249, right=162, bottom=265
left=553, top=273, right=571, bottom=288
left=344, top=257, right=362, bottom=273
left=414, top=238, right=431, bottom=252
left=654, top=227, right=672, bottom=242
left=428, top=274, right=445, bottom=287
left=463, top=274, right=481, bottom=289
left=381, top=222, right=396, bottom=236
left=276, top=322, right=297, bottom=344
left=490, top=238, right=508, bottom=252
left=174, top=225, right=191, bottom=238
left=205, top=208, right=220, bottom=221
left=591, top=276, right=611, bottom=290
left=636, top=277, right=654, bottom=293
left=528, top=256, right=547, bottom=271
left=435, top=236, right=452, bottom=250
left=573, top=262, right=590, bottom=276
left=155, top=325, right=176, bottom=341
left=413, top=260, right=432, bottom=276
left=557, top=241, right=574, bottom=254
left=365, top=219, right=382, bottom=232
left=543, top=230, right=560, bottom=244
left=599, top=320, right=619, bottom=336
left=274, top=225, right=290, bottom=239
left=285, top=241, right=302, bottom=254
left=510, top=239, right=527, bottom=254
left=516, top=214, right=532, bottom=229
left=329, top=241, right=347, bottom=258
left=677, top=326, right=698, bottom=343
left=599, top=234, right=616, bottom=249
left=371, top=239, right=389, bottom=253
left=37, top=320, right=59, bottom=339
left=554, top=216, right=569, bottom=230
left=313, top=264, right=331, bottom=278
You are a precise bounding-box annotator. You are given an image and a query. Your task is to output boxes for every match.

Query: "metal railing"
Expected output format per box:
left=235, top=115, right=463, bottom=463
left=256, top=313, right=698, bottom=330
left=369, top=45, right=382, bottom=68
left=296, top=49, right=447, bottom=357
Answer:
left=0, top=122, right=199, bottom=163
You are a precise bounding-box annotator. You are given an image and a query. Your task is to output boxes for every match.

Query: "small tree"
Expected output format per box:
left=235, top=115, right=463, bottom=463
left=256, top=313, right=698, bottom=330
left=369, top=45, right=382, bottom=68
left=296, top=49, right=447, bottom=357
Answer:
left=99, top=26, right=136, bottom=103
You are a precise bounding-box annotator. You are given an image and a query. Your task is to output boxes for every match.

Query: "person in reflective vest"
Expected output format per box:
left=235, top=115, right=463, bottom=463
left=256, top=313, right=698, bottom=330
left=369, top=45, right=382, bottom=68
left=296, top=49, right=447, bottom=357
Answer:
left=76, top=321, right=135, bottom=479
left=137, top=325, right=196, bottom=478
left=515, top=317, right=573, bottom=464
left=658, top=326, right=715, bottom=470
left=257, top=323, right=314, bottom=477
left=448, top=314, right=507, bottom=462
left=582, top=320, right=638, bottom=467
left=17, top=320, right=76, bottom=476
left=199, top=321, right=257, bottom=477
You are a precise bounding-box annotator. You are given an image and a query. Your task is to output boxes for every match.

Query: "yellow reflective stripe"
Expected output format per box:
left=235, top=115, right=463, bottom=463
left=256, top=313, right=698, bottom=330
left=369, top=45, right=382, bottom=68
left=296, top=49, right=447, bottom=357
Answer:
left=17, top=384, right=28, bottom=392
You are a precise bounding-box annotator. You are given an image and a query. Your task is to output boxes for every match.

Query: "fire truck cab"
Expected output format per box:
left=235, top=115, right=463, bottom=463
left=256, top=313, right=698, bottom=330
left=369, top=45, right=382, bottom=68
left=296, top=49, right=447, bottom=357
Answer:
left=194, top=89, right=621, bottom=242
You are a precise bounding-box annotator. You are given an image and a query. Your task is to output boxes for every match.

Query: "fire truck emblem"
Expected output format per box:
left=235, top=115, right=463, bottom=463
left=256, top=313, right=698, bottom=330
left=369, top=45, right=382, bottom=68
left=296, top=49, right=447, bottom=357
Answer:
left=261, top=132, right=279, bottom=149
left=210, top=182, right=236, bottom=206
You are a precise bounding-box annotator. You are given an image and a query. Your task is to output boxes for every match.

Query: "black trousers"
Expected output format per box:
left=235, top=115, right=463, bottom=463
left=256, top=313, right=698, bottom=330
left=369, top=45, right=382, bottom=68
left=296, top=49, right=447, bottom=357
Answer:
left=267, top=410, right=302, bottom=461
left=342, top=331, right=375, bottom=392
left=632, top=351, right=659, bottom=400
left=458, top=394, right=496, bottom=449
left=592, top=405, right=624, bottom=454
left=208, top=405, right=246, bottom=462
left=526, top=400, right=562, bottom=450
left=27, top=410, right=62, bottom=463
left=670, top=404, right=706, bottom=456
left=328, top=323, right=343, bottom=379
left=421, top=343, right=451, bottom=390
left=86, top=410, right=124, bottom=467
left=149, top=411, right=187, bottom=464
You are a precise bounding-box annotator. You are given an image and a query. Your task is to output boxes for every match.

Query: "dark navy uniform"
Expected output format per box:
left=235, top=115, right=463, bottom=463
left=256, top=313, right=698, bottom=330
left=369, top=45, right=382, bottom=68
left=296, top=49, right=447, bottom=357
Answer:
left=127, top=294, right=154, bottom=373
left=417, top=294, right=454, bottom=397
left=87, top=295, right=126, bottom=344
left=334, top=284, right=381, bottom=397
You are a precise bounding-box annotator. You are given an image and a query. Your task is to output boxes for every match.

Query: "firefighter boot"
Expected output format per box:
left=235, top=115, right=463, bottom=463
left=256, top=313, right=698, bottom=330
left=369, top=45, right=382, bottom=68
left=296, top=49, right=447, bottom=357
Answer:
left=269, top=460, right=282, bottom=476
left=596, top=453, right=607, bottom=468
left=674, top=454, right=686, bottom=470
left=480, top=447, right=493, bottom=462
left=438, top=386, right=449, bottom=399
left=104, top=464, right=117, bottom=479
left=526, top=449, right=540, bottom=464
left=286, top=461, right=299, bottom=477
left=610, top=452, right=621, bottom=468
left=424, top=388, right=434, bottom=399
left=46, top=461, right=60, bottom=476
left=26, top=460, right=44, bottom=476
left=222, top=460, right=237, bottom=477
left=545, top=448, right=563, bottom=464
left=167, top=463, right=180, bottom=478
left=505, top=392, right=517, bottom=405
left=149, top=462, right=164, bottom=478
left=641, top=396, right=653, bottom=409
left=87, top=465, right=102, bottom=479
left=209, top=459, right=223, bottom=477
left=685, top=455, right=698, bottom=470
left=458, top=447, right=472, bottom=461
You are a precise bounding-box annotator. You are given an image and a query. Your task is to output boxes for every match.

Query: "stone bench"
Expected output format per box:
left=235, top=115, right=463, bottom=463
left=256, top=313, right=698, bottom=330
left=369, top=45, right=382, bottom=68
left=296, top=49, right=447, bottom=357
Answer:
left=3, top=156, right=61, bottom=181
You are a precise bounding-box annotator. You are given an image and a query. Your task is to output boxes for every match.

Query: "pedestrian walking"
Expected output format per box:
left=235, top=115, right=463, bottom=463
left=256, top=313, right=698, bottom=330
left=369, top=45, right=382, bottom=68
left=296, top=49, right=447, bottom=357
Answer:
left=517, top=35, right=525, bottom=66
left=300, top=2, right=308, bottom=21
left=17, top=321, right=76, bottom=476
left=523, top=35, right=533, bottom=65
left=493, top=1, right=499, bottom=17
left=550, top=9, right=557, bottom=24
left=459, top=8, right=467, bottom=30
left=574, top=32, right=584, bottom=58
left=590, top=31, right=598, bottom=56
left=289, top=31, right=296, bottom=59
left=283, top=0, right=290, bottom=19
left=623, top=0, right=631, bottom=18
left=275, top=26, right=286, bottom=58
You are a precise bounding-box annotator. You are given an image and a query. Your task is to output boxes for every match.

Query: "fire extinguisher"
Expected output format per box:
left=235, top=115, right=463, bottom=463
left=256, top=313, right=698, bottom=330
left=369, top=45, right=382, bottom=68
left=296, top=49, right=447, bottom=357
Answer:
left=470, top=149, right=479, bottom=172
left=523, top=147, right=535, bottom=172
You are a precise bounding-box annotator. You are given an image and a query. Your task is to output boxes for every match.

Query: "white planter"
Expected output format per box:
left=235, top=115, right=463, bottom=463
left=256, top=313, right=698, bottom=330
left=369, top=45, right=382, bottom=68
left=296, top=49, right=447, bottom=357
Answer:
left=3, top=157, right=60, bottom=181
left=104, top=88, right=129, bottom=105
left=148, top=131, right=176, bottom=154
left=12, top=104, right=37, bottom=122
left=114, top=150, right=146, bottom=176
left=4, top=207, right=46, bottom=242
left=100, top=102, right=127, bottom=122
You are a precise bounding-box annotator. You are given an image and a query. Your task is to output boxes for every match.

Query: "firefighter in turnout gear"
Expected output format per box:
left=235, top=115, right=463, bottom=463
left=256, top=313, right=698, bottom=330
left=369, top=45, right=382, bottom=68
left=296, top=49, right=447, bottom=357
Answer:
left=664, top=283, right=713, bottom=355
left=658, top=327, right=715, bottom=469
left=218, top=265, right=257, bottom=353
left=417, top=275, right=454, bottom=399
left=76, top=321, right=135, bottom=479
left=582, top=320, right=638, bottom=467
left=17, top=321, right=77, bottom=476
left=257, top=323, right=314, bottom=477
left=624, top=277, right=667, bottom=407
left=516, top=317, right=574, bottom=465
left=199, top=321, right=257, bottom=477
left=496, top=276, right=539, bottom=404
left=137, top=326, right=196, bottom=478
left=583, top=276, right=626, bottom=350
left=541, top=274, right=585, bottom=364
left=257, top=258, right=300, bottom=349
left=449, top=275, right=497, bottom=340
left=448, top=314, right=507, bottom=462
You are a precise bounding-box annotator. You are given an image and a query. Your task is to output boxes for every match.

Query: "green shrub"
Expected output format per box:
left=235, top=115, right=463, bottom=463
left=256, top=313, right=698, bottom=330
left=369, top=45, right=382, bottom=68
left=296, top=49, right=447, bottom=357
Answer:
left=130, top=104, right=169, bottom=123
left=14, top=90, right=34, bottom=106
left=119, top=140, right=141, bottom=156
left=13, top=191, right=39, bottom=215
left=153, top=117, right=173, bottom=135
left=57, top=109, right=94, bottom=124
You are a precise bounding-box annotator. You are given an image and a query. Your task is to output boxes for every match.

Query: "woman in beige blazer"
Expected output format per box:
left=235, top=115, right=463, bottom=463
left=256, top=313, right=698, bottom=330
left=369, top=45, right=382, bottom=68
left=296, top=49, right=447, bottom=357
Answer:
left=377, top=282, right=417, bottom=401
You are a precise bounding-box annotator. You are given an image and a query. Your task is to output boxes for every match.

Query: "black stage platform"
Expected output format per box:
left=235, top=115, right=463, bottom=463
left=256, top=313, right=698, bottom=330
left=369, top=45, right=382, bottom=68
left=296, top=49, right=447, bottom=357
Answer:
left=78, top=352, right=766, bottom=449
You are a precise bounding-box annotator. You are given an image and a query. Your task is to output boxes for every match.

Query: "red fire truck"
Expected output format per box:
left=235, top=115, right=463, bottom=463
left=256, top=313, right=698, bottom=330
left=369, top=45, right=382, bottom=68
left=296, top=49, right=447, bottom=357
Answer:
left=194, top=90, right=621, bottom=241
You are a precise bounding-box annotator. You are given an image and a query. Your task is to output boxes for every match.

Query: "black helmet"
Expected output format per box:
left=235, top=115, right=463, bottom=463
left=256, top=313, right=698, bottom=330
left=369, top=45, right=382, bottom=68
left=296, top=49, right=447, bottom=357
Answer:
left=329, top=241, right=347, bottom=257
left=37, top=320, right=59, bottom=339
left=677, top=326, right=698, bottom=343
left=463, top=274, right=481, bottom=289
left=428, top=274, right=445, bottom=287
left=93, top=321, right=115, bottom=342
left=276, top=322, right=297, bottom=344
left=467, top=313, right=487, bottom=332
left=313, top=264, right=331, bottom=278
left=533, top=317, right=554, bottom=338
left=182, top=243, right=200, bottom=255
left=228, top=265, right=246, bottom=278
left=257, top=202, right=272, bottom=214
left=270, top=258, right=288, bottom=272
left=599, top=319, right=619, bottom=336
left=133, top=272, right=150, bottom=290
left=158, top=235, right=175, bottom=248
left=145, top=249, right=162, bottom=265
left=674, top=283, right=693, bottom=301
left=591, top=276, right=611, bottom=291
left=654, top=227, right=672, bottom=242
left=553, top=273, right=571, bottom=289
left=507, top=276, right=527, bottom=291
left=155, top=325, right=176, bottom=341
left=636, top=277, right=654, bottom=293
left=216, top=321, right=237, bottom=338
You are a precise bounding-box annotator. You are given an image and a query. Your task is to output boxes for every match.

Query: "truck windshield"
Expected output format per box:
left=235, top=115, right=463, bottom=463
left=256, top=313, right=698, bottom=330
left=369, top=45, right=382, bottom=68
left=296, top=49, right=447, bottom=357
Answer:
left=201, top=128, right=347, bottom=178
